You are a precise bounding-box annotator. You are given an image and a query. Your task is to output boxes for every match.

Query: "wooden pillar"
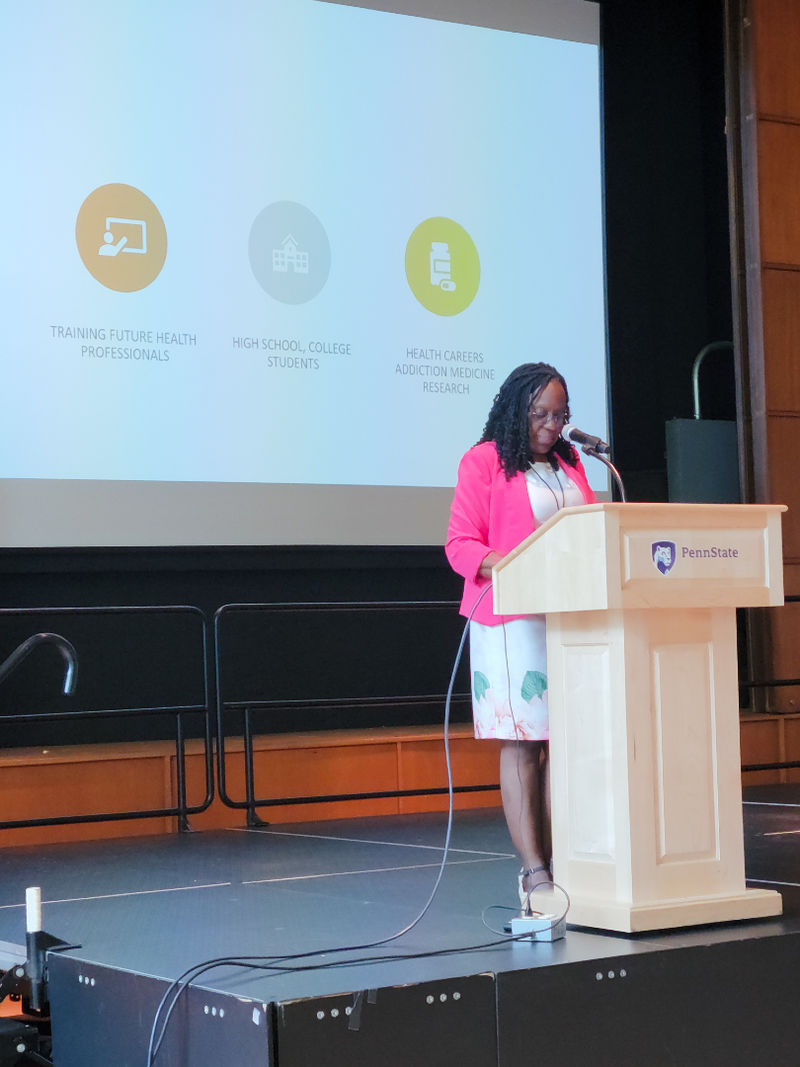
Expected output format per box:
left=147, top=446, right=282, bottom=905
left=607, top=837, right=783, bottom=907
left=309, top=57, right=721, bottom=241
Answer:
left=727, top=0, right=800, bottom=711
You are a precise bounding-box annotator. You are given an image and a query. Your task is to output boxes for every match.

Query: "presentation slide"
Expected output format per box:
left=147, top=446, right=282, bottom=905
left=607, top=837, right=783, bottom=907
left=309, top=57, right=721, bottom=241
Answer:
left=0, top=0, right=605, bottom=546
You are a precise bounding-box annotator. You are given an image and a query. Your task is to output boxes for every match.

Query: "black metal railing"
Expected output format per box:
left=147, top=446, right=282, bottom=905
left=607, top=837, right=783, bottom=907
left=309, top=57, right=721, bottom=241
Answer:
left=3, top=589, right=796, bottom=830
left=0, top=606, right=214, bottom=831
left=214, top=600, right=485, bottom=822
left=739, top=593, right=800, bottom=773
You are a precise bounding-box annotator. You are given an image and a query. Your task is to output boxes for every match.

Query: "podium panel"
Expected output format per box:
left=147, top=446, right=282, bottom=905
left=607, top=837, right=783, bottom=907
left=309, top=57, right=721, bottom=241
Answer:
left=494, top=502, right=785, bottom=616
left=493, top=503, right=785, bottom=932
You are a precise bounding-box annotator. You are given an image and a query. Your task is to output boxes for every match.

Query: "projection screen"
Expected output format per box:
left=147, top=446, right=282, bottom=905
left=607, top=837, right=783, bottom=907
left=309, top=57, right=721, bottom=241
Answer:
left=0, top=0, right=606, bottom=546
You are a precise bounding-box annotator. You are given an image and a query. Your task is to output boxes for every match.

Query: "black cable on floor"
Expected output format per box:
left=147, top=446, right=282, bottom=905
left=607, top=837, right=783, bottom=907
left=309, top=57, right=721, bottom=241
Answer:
left=147, top=595, right=487, bottom=1066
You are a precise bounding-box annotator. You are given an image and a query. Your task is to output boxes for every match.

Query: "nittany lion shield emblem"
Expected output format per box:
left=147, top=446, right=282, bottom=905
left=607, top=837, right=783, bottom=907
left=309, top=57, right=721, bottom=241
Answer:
left=651, top=540, right=677, bottom=575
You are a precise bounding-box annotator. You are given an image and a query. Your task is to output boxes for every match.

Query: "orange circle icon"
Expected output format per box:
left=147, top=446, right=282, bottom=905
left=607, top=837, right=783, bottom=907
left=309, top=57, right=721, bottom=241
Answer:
left=76, top=183, right=167, bottom=292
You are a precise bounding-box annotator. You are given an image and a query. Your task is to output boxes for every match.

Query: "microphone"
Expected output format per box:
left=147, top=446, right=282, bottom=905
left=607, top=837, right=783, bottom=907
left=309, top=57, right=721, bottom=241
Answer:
left=562, top=424, right=611, bottom=455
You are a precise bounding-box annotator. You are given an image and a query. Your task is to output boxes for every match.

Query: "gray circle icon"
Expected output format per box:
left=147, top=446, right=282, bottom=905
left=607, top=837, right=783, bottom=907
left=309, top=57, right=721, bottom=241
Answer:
left=248, top=201, right=331, bottom=304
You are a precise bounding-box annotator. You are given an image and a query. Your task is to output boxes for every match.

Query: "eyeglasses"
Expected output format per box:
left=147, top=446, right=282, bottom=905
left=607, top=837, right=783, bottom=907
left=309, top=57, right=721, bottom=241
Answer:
left=529, top=408, right=568, bottom=427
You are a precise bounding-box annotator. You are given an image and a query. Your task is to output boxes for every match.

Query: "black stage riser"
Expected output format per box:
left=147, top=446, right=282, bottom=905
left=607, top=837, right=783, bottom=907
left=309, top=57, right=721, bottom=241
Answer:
left=496, top=932, right=800, bottom=1066
left=47, top=959, right=270, bottom=1067
left=47, top=929, right=800, bottom=1067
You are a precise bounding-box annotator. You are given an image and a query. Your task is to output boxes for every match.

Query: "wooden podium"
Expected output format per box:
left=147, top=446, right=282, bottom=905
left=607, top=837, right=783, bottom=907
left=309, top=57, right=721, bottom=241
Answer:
left=493, top=502, right=785, bottom=933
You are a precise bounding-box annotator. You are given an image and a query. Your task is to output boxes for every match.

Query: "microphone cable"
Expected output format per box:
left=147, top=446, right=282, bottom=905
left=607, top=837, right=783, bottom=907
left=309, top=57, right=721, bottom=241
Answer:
left=146, top=587, right=491, bottom=1066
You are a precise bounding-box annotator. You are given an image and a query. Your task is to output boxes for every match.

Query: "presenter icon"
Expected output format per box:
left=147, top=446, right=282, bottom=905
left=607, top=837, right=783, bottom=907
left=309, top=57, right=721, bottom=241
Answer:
left=97, top=216, right=148, bottom=257
left=98, top=231, right=128, bottom=256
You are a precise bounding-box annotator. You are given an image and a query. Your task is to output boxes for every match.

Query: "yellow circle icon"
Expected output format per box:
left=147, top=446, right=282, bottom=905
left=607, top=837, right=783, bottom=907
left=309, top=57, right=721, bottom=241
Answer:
left=405, top=217, right=480, bottom=316
left=76, top=184, right=167, bottom=292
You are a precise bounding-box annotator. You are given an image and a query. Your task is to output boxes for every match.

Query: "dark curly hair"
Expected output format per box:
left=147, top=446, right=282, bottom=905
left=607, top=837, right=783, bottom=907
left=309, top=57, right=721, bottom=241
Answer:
left=478, top=362, right=578, bottom=478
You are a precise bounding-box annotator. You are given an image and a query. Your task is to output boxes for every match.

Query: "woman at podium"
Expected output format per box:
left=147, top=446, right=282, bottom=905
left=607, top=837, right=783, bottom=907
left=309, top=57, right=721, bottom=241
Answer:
left=445, top=362, right=596, bottom=913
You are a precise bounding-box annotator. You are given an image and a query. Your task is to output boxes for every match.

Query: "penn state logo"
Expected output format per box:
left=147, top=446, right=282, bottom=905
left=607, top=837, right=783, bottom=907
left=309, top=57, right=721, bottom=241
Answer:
left=652, top=540, right=677, bottom=575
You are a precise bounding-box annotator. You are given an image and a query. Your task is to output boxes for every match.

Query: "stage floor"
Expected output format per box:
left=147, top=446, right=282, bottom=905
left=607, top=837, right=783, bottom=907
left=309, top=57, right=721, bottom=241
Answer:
left=1, top=785, right=800, bottom=1065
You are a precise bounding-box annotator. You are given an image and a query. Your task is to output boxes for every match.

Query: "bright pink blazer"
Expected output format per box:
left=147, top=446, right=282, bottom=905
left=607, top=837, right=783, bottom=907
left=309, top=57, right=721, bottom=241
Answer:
left=445, top=440, right=597, bottom=625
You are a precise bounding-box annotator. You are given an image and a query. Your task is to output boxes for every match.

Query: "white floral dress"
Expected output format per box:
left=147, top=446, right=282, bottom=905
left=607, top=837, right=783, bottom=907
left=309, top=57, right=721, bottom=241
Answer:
left=469, top=462, right=585, bottom=741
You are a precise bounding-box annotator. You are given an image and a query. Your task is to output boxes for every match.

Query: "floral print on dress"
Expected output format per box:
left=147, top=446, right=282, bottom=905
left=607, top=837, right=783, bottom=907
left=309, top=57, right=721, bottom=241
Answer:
left=469, top=617, right=550, bottom=741
left=472, top=666, right=549, bottom=740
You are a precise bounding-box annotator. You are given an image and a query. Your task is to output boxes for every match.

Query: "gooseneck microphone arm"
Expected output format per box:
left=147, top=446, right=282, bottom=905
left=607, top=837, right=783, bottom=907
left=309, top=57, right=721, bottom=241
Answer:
left=562, top=424, right=627, bottom=501
left=583, top=448, right=627, bottom=502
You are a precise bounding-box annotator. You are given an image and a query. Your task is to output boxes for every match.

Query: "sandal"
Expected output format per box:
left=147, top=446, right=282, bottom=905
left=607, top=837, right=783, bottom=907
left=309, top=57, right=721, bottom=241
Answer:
left=518, top=864, right=552, bottom=916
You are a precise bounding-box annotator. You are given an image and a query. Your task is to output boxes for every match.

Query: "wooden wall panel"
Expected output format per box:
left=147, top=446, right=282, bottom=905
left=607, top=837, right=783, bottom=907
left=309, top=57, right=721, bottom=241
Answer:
left=744, top=0, right=800, bottom=715
left=0, top=730, right=503, bottom=845
left=740, top=714, right=782, bottom=783
left=397, top=737, right=501, bottom=814
left=765, top=416, right=800, bottom=558
left=783, top=562, right=800, bottom=598
left=762, top=268, right=800, bottom=408
left=760, top=601, right=800, bottom=712
left=757, top=120, right=800, bottom=266
left=781, top=715, right=800, bottom=781
left=752, top=0, right=800, bottom=119
left=186, top=727, right=502, bottom=829
left=222, top=743, right=400, bottom=824
left=0, top=753, right=171, bottom=846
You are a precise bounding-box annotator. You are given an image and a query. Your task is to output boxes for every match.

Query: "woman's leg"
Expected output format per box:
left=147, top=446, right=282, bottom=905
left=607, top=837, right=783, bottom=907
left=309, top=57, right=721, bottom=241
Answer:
left=540, top=742, right=551, bottom=867
left=499, top=739, right=551, bottom=885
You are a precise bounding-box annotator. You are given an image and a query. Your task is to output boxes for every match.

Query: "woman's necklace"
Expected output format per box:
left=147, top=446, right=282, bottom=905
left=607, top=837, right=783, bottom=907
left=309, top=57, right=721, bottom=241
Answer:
left=528, top=461, right=565, bottom=511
